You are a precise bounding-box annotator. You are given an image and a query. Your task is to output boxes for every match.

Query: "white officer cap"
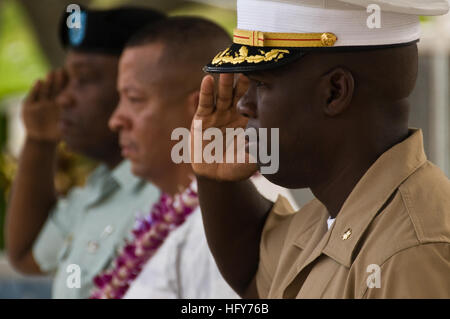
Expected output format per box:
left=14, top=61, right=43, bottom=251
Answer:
left=205, top=0, right=449, bottom=73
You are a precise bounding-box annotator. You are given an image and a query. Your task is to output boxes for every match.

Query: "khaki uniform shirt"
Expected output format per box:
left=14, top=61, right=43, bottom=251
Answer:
left=32, top=160, right=159, bottom=298
left=256, top=129, right=450, bottom=298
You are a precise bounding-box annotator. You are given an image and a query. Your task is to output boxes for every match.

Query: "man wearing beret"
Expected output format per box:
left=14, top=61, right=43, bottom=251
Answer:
left=191, top=0, right=450, bottom=298
left=6, top=7, right=164, bottom=298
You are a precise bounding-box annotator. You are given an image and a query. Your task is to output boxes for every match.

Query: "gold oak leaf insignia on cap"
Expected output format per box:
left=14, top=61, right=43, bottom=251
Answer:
left=211, top=46, right=290, bottom=66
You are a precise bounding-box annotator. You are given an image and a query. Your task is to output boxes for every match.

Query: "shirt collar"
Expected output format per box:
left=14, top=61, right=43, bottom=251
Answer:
left=322, top=129, right=427, bottom=267
left=110, top=160, right=145, bottom=190
left=327, top=217, right=336, bottom=230
left=83, top=160, right=145, bottom=208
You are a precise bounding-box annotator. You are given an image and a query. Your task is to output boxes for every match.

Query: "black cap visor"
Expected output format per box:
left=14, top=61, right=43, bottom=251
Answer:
left=204, top=40, right=420, bottom=74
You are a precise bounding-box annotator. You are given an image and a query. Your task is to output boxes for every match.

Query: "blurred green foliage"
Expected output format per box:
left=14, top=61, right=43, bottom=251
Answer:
left=0, top=0, right=49, bottom=250
left=170, top=2, right=236, bottom=35
left=0, top=0, right=49, bottom=100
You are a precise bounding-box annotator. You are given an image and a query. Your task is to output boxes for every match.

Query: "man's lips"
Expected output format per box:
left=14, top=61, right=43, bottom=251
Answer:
left=59, top=118, right=75, bottom=133
left=244, top=130, right=259, bottom=156
left=245, top=124, right=260, bottom=141
left=120, top=141, right=138, bottom=159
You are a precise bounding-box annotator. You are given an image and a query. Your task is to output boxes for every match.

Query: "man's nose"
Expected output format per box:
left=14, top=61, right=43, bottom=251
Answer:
left=108, top=104, right=129, bottom=132
left=237, top=86, right=257, bottom=118
left=56, top=85, right=75, bottom=110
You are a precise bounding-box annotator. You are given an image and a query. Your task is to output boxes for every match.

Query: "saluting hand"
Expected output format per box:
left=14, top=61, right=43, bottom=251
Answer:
left=190, top=73, right=258, bottom=181
left=22, top=69, right=68, bottom=143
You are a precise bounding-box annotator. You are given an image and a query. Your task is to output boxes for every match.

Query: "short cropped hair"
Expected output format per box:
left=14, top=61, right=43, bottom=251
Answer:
left=126, top=16, right=231, bottom=69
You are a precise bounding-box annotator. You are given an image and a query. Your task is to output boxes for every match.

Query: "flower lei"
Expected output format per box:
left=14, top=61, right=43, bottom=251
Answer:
left=90, top=181, right=198, bottom=299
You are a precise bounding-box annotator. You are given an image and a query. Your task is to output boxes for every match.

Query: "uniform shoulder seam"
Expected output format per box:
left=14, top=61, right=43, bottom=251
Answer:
left=361, top=242, right=450, bottom=298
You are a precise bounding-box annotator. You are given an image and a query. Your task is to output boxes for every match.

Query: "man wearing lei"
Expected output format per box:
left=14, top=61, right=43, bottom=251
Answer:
left=6, top=7, right=164, bottom=299
left=91, top=17, right=240, bottom=299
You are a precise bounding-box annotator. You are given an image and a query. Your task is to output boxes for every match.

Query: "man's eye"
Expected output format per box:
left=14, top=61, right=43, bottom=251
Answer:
left=74, top=75, right=92, bottom=86
left=128, top=96, right=144, bottom=103
left=255, top=81, right=267, bottom=88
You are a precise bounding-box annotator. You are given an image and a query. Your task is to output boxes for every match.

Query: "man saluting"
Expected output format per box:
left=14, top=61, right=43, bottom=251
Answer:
left=191, top=0, right=450, bottom=298
left=6, top=7, right=163, bottom=298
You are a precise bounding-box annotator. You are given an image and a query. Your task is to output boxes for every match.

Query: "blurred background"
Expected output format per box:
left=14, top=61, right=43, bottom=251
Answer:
left=0, top=0, right=448, bottom=298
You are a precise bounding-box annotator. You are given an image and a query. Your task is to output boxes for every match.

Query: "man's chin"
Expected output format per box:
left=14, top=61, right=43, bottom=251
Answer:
left=62, top=137, right=84, bottom=154
left=260, top=167, right=308, bottom=189
left=130, top=161, right=149, bottom=180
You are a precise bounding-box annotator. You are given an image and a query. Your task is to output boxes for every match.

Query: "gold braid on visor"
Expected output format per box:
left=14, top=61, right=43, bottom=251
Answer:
left=233, top=29, right=338, bottom=48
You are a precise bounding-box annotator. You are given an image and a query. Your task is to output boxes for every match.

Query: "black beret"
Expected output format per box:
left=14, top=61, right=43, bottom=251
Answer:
left=59, top=6, right=166, bottom=55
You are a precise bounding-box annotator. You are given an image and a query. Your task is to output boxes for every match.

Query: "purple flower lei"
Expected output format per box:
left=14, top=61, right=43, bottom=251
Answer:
left=90, top=181, right=198, bottom=299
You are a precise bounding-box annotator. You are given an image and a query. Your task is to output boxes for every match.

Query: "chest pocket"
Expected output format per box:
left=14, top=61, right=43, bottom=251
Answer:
left=56, top=232, right=117, bottom=287
left=84, top=241, right=116, bottom=281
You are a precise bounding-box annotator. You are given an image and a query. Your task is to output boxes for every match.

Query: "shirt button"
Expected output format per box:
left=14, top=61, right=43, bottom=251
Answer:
left=87, top=240, right=99, bottom=253
left=65, top=234, right=73, bottom=244
left=342, top=228, right=352, bottom=240
left=101, top=225, right=115, bottom=238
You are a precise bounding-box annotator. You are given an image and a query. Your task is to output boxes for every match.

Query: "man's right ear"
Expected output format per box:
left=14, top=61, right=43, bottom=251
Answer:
left=320, top=67, right=355, bottom=117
